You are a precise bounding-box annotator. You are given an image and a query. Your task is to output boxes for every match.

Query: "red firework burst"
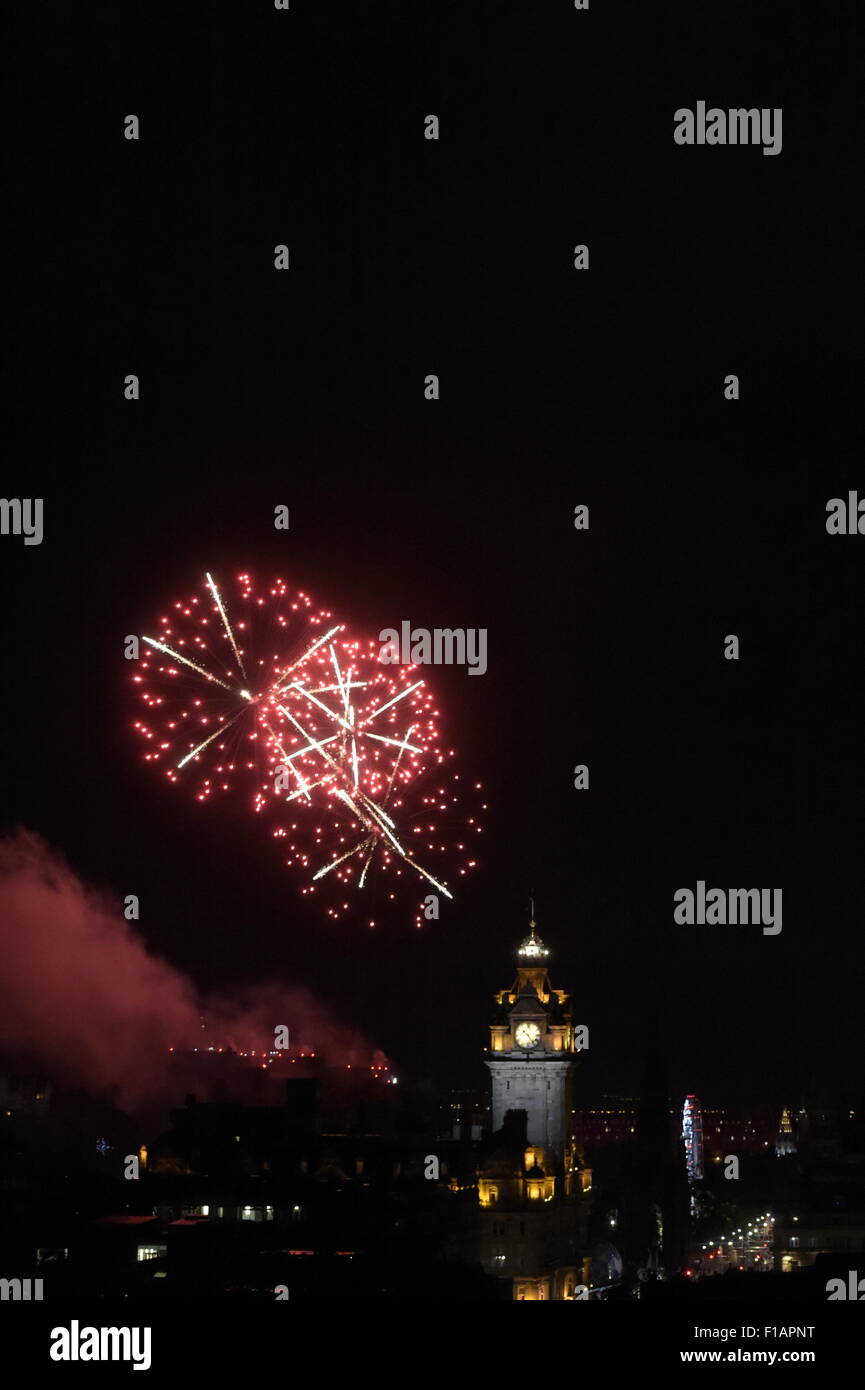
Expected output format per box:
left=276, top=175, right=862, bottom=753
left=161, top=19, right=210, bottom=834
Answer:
left=130, top=571, right=486, bottom=925
left=259, top=635, right=486, bottom=924
left=131, top=573, right=340, bottom=803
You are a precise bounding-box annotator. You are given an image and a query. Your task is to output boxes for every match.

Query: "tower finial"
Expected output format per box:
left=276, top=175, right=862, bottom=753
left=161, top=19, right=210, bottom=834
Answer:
left=517, top=891, right=548, bottom=959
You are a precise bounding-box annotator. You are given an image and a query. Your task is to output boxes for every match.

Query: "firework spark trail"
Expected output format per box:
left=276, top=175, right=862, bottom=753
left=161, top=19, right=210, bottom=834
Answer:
left=273, top=651, right=460, bottom=899
left=355, top=792, right=404, bottom=849
left=278, top=682, right=449, bottom=894
left=262, top=719, right=319, bottom=802
left=306, top=682, right=367, bottom=696
left=271, top=626, right=343, bottom=694
left=334, top=787, right=385, bottom=841
left=312, top=837, right=370, bottom=881
left=290, top=648, right=423, bottom=793
left=382, top=724, right=416, bottom=807
left=142, top=636, right=233, bottom=691
left=177, top=709, right=245, bottom=769
left=366, top=731, right=422, bottom=754
left=286, top=777, right=330, bottom=802
left=272, top=701, right=373, bottom=822
left=282, top=705, right=372, bottom=833
left=276, top=694, right=451, bottom=894
left=284, top=734, right=341, bottom=763
left=362, top=679, right=424, bottom=725
left=348, top=779, right=455, bottom=897
left=276, top=704, right=348, bottom=778
left=328, top=644, right=350, bottom=720
left=399, top=853, right=454, bottom=899
left=350, top=708, right=360, bottom=790
left=287, top=657, right=427, bottom=796
left=288, top=681, right=353, bottom=732
left=206, top=571, right=247, bottom=681
left=327, top=645, right=361, bottom=788
left=358, top=846, right=375, bottom=887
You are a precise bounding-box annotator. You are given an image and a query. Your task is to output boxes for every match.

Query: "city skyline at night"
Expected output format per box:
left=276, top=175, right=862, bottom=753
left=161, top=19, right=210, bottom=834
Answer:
left=3, top=0, right=862, bottom=1370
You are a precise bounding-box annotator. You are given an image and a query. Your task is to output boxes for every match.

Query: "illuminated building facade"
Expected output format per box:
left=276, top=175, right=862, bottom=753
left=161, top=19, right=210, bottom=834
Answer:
left=485, top=920, right=581, bottom=1161
left=682, top=1094, right=704, bottom=1182
left=775, top=1105, right=797, bottom=1156
left=701, top=1107, right=777, bottom=1162
left=474, top=919, right=592, bottom=1299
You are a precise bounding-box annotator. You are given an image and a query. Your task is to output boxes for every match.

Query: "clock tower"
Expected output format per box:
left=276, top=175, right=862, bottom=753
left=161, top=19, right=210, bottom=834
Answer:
left=485, top=916, right=580, bottom=1162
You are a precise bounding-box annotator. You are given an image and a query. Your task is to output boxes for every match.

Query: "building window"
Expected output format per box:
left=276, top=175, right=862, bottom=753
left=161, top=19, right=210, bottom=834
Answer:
left=136, top=1245, right=167, bottom=1263
left=36, top=1249, right=68, bottom=1265
left=242, top=1205, right=272, bottom=1222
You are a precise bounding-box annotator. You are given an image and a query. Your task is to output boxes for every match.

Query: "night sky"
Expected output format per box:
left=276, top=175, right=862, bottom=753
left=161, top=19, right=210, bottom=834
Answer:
left=5, top=1, right=862, bottom=1112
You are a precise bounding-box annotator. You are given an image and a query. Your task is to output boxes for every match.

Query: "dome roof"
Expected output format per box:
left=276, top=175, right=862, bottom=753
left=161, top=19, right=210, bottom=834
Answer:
left=517, top=928, right=549, bottom=960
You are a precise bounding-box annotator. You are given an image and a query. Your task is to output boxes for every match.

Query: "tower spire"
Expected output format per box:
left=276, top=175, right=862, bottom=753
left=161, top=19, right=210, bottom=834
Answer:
left=518, top=893, right=549, bottom=960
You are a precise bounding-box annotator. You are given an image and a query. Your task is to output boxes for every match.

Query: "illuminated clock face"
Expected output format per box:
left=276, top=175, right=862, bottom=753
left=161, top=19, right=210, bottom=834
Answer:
left=515, top=1022, right=541, bottom=1049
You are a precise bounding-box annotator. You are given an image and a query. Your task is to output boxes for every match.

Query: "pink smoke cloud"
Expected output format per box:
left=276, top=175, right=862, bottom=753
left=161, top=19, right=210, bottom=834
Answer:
left=0, top=829, right=374, bottom=1117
